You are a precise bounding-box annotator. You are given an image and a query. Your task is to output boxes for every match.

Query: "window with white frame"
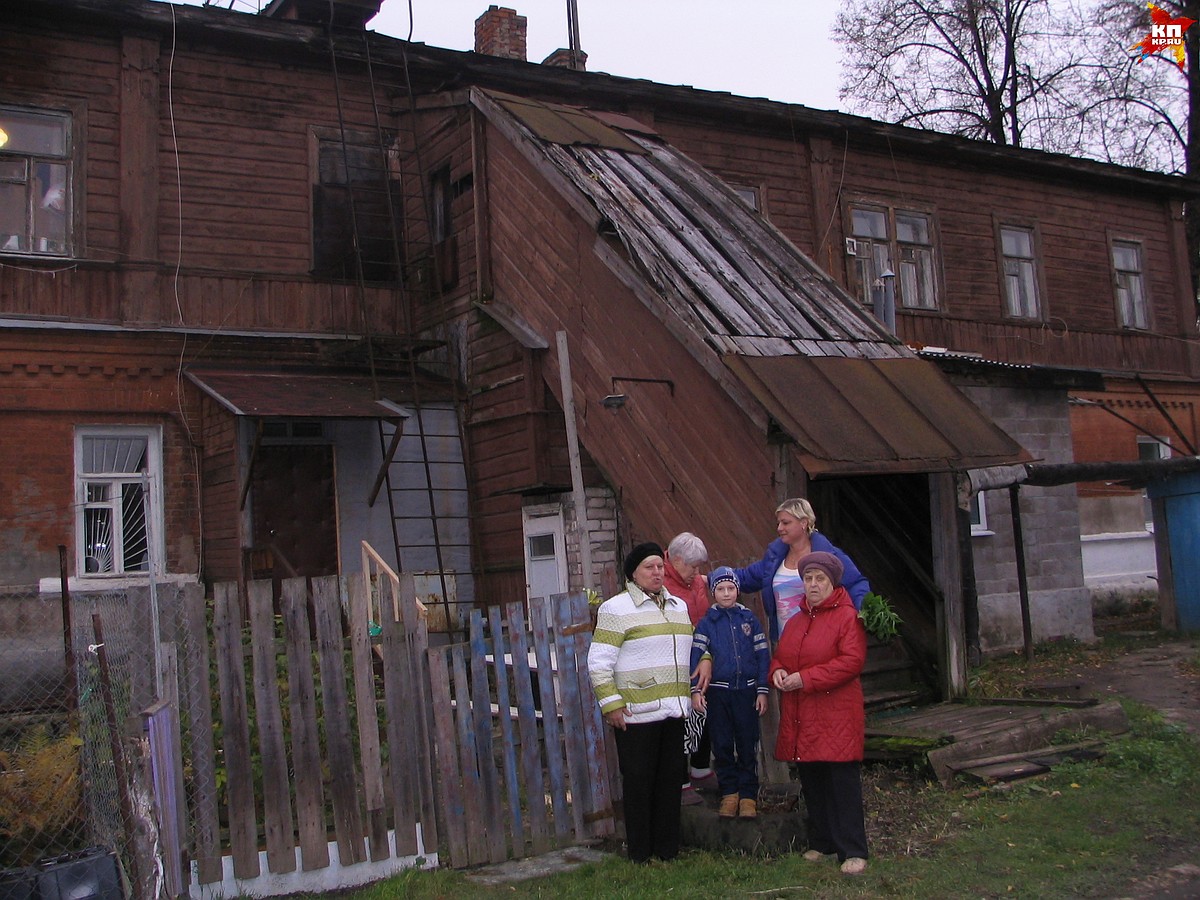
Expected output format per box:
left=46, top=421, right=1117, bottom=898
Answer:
left=0, top=105, right=72, bottom=257
left=1000, top=225, right=1041, bottom=318
left=1112, top=240, right=1149, bottom=329
left=849, top=204, right=938, bottom=310
left=75, top=427, right=163, bottom=576
left=969, top=492, right=991, bottom=535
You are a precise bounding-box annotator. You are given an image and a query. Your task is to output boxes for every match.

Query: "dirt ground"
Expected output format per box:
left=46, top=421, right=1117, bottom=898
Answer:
left=863, top=627, right=1200, bottom=898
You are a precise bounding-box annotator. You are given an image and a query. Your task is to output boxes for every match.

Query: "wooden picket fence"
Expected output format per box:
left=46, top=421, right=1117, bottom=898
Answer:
left=171, top=551, right=616, bottom=893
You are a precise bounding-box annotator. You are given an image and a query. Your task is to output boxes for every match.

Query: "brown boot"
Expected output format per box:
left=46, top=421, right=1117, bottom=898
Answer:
left=718, top=794, right=738, bottom=818
left=738, top=798, right=757, bottom=819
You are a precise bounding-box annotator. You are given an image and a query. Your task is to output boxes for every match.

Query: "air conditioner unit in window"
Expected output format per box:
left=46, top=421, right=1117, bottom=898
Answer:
left=845, top=238, right=859, bottom=256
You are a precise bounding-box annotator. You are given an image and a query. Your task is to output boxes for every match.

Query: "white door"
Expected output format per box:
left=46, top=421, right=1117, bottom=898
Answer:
left=522, top=505, right=568, bottom=602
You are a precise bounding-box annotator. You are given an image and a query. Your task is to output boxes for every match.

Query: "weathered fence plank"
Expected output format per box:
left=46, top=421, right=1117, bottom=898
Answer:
left=312, top=575, right=367, bottom=866
left=565, top=592, right=613, bottom=834
left=426, top=649, right=468, bottom=865
left=181, top=585, right=222, bottom=884
left=248, top=578, right=297, bottom=874
left=281, top=577, right=330, bottom=872
left=530, top=600, right=570, bottom=840
left=551, top=593, right=589, bottom=838
left=487, top=606, right=525, bottom=854
left=468, top=612, right=508, bottom=863
left=380, top=576, right=419, bottom=857
left=213, top=583, right=260, bottom=880
left=449, top=644, right=489, bottom=866
left=346, top=574, right=389, bottom=862
left=401, top=574, right=439, bottom=857
left=505, top=601, right=552, bottom=855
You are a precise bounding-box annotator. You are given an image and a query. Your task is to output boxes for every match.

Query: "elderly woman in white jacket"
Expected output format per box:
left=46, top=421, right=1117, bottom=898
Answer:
left=588, top=541, right=694, bottom=863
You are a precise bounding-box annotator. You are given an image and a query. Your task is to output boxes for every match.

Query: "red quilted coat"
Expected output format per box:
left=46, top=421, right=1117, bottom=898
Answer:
left=770, top=586, right=867, bottom=763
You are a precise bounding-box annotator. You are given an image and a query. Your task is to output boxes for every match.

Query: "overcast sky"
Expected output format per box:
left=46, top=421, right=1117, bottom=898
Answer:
left=158, top=0, right=845, bottom=111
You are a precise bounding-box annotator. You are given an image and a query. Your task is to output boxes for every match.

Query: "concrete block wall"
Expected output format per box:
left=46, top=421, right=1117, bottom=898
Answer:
left=561, top=486, right=621, bottom=595
left=959, top=384, right=1096, bottom=653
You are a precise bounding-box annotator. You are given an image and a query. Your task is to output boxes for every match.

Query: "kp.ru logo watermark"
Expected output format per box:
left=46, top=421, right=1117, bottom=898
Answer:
left=1132, top=3, right=1197, bottom=70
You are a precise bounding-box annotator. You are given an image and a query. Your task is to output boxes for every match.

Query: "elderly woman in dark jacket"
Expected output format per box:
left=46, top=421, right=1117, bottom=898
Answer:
left=770, top=550, right=869, bottom=875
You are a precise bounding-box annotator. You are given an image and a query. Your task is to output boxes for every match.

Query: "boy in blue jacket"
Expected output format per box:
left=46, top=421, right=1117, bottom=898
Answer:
left=690, top=566, right=770, bottom=819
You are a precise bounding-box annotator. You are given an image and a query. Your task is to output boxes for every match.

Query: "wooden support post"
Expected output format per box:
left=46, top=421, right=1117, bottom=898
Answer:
left=1009, top=484, right=1035, bottom=661
left=556, top=331, right=595, bottom=592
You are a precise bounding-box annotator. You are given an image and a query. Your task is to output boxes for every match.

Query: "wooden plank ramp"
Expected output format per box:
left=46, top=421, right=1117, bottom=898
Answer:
left=867, top=699, right=1130, bottom=787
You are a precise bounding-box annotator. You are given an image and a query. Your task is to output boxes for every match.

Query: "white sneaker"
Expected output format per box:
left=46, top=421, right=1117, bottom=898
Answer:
left=802, top=849, right=827, bottom=862
left=840, top=857, right=867, bottom=875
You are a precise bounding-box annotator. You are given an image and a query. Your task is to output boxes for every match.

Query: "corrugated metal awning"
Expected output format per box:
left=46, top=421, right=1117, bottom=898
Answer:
left=724, top=354, right=1031, bottom=476
left=185, top=369, right=411, bottom=419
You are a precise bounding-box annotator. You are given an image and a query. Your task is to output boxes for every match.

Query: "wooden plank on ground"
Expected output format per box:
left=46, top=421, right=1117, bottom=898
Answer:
left=926, top=701, right=1129, bottom=786
left=181, top=585, right=222, bottom=884
left=551, top=593, right=589, bottom=840
left=212, top=583, right=260, bottom=880
left=487, top=606, right=526, bottom=854
left=247, top=579, right=297, bottom=874
left=346, top=573, right=389, bottom=862
left=380, top=577, right=418, bottom=857
left=468, top=612, right=508, bottom=863
left=281, top=577, right=329, bottom=872
left=312, top=575, right=366, bottom=865
left=531, top=600, right=570, bottom=841
left=506, top=602, right=552, bottom=854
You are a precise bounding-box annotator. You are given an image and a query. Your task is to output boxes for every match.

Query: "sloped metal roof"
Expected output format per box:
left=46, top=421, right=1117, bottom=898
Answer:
left=185, top=368, right=414, bottom=418
left=475, top=90, right=1029, bottom=475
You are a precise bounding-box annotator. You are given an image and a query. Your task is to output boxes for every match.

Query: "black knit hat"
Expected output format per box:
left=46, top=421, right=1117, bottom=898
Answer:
left=623, top=542, right=664, bottom=580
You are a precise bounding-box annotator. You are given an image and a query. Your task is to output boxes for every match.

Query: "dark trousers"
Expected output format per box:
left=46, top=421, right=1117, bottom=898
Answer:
left=794, top=761, right=868, bottom=862
left=614, top=716, right=686, bottom=862
left=708, top=688, right=760, bottom=799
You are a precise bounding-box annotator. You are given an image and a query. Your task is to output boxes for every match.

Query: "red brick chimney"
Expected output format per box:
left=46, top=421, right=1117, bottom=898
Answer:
left=542, top=48, right=587, bottom=70
left=475, top=6, right=528, bottom=61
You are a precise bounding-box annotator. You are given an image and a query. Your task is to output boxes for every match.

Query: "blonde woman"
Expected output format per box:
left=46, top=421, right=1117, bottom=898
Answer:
left=734, top=498, right=869, bottom=642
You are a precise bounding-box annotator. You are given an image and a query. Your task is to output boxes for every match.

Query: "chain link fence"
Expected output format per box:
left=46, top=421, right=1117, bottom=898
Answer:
left=1, top=573, right=214, bottom=897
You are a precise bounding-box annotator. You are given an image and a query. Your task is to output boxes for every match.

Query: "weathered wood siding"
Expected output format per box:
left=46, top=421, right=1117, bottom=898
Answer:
left=0, top=17, right=409, bottom=335
left=482, top=120, right=778, bottom=566
left=653, top=116, right=1200, bottom=378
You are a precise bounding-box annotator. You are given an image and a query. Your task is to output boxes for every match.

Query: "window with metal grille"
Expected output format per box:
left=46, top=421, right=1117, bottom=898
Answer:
left=75, top=428, right=162, bottom=576
left=0, top=105, right=72, bottom=257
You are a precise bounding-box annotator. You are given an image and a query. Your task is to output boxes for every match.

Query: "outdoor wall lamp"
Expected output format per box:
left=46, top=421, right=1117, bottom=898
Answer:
left=602, top=394, right=627, bottom=410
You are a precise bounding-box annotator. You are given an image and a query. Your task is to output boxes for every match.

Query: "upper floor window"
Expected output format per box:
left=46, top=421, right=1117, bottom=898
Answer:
left=730, top=184, right=760, bottom=212
left=75, top=426, right=163, bottom=577
left=0, top=106, right=72, bottom=257
left=311, top=128, right=400, bottom=282
left=848, top=205, right=938, bottom=311
left=1000, top=225, right=1041, bottom=319
left=1112, top=239, right=1149, bottom=329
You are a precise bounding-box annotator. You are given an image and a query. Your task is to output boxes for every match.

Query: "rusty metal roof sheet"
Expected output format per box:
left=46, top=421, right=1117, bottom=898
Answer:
left=725, top=355, right=1031, bottom=476
left=493, top=92, right=646, bottom=154
left=185, top=369, right=414, bottom=418
left=474, top=91, right=1028, bottom=475
left=475, top=89, right=903, bottom=360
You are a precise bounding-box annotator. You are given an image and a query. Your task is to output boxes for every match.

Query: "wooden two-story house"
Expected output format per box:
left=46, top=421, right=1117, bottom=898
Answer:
left=3, top=0, right=1197, bottom=702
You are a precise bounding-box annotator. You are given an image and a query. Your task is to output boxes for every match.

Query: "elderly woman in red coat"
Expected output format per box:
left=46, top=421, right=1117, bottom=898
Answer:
left=769, top=550, right=869, bottom=876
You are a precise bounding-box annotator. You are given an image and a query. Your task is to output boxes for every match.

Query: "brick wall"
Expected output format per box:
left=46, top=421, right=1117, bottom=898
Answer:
left=474, top=6, right=527, bottom=61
